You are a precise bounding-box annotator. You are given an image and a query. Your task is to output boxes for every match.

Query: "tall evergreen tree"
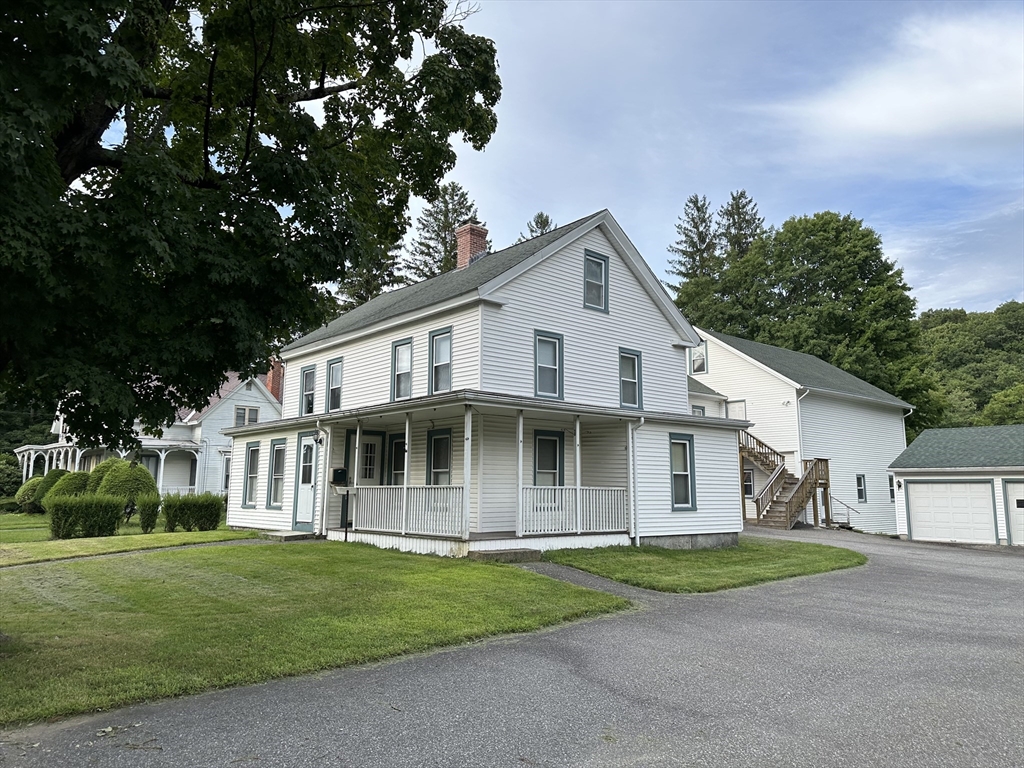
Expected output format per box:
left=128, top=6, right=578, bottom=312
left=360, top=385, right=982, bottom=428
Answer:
left=403, top=183, right=482, bottom=280
left=667, top=194, right=723, bottom=330
left=337, top=241, right=406, bottom=312
left=516, top=211, right=556, bottom=243
left=716, top=189, right=765, bottom=262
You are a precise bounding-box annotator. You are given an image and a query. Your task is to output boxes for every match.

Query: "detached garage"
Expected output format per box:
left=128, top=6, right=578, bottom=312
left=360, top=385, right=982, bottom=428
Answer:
left=890, top=425, right=1024, bottom=546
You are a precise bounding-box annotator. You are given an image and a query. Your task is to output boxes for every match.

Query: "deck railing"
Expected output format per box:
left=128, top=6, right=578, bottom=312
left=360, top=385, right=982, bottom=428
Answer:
left=753, top=465, right=787, bottom=519
left=353, top=485, right=463, bottom=538
left=739, top=431, right=786, bottom=472
left=521, top=486, right=628, bottom=536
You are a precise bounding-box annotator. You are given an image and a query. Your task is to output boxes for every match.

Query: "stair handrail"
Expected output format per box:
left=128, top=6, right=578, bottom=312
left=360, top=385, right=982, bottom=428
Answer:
left=784, top=458, right=830, bottom=528
left=739, top=431, right=786, bottom=471
left=754, top=463, right=787, bottom=519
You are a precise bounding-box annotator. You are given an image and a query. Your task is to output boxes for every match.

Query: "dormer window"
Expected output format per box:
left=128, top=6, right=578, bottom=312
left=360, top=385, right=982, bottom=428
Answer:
left=583, top=251, right=609, bottom=312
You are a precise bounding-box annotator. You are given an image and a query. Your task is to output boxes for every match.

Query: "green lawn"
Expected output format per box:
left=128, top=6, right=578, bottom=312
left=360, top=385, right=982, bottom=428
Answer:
left=0, top=542, right=628, bottom=725
left=544, top=538, right=867, bottom=593
left=0, top=512, right=257, bottom=565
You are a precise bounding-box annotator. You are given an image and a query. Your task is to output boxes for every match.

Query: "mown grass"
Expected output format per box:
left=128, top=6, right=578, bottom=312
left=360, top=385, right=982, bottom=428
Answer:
left=0, top=542, right=628, bottom=726
left=0, top=512, right=254, bottom=565
left=543, top=538, right=867, bottom=593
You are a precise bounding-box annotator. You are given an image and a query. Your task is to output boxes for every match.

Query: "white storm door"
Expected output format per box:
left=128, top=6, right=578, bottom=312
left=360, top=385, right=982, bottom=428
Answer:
left=295, top=435, right=317, bottom=526
left=908, top=482, right=995, bottom=544
left=1006, top=481, right=1024, bottom=546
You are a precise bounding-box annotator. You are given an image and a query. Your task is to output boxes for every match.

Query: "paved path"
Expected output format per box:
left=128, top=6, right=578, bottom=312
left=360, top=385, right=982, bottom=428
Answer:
left=1, top=529, right=1021, bottom=767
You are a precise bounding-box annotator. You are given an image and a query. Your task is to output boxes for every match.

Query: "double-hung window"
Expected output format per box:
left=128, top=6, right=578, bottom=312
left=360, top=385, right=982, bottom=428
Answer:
left=392, top=339, right=412, bottom=400
left=429, top=328, right=452, bottom=394
left=222, top=456, right=231, bottom=493
left=888, top=475, right=895, bottom=503
left=743, top=469, right=754, bottom=498
left=427, top=429, right=451, bottom=485
left=619, top=349, right=642, bottom=409
left=535, top=332, right=563, bottom=399
left=235, top=407, right=259, bottom=427
left=300, top=366, right=316, bottom=415
left=390, top=437, right=406, bottom=486
left=327, top=359, right=343, bottom=412
left=692, top=405, right=706, bottom=417
left=691, top=341, right=707, bottom=374
left=244, top=443, right=260, bottom=507
left=856, top=474, right=867, bottom=503
left=268, top=440, right=286, bottom=507
left=534, top=432, right=563, bottom=487
left=669, top=433, right=696, bottom=510
left=583, top=250, right=609, bottom=312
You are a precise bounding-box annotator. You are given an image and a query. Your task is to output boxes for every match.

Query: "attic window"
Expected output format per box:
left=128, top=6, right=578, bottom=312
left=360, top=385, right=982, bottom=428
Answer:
left=691, top=341, right=707, bottom=374
left=583, top=251, right=609, bottom=312
left=245, top=382, right=253, bottom=391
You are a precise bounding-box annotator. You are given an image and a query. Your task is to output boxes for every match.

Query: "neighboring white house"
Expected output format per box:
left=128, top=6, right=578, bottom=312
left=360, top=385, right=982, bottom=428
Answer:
left=687, top=329, right=913, bottom=533
left=15, top=372, right=282, bottom=498
left=224, top=210, right=750, bottom=556
left=889, top=425, right=1024, bottom=546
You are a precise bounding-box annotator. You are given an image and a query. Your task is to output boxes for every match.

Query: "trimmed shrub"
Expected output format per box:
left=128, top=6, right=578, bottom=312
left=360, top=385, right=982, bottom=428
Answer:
left=86, top=457, right=127, bottom=494
left=0, top=453, right=21, bottom=497
left=44, top=471, right=91, bottom=500
left=163, top=493, right=224, bottom=532
left=97, top=461, right=158, bottom=522
left=0, top=497, right=19, bottom=513
left=136, top=493, right=161, bottom=534
left=46, top=494, right=123, bottom=539
left=14, top=476, right=44, bottom=505
left=20, top=469, right=67, bottom=513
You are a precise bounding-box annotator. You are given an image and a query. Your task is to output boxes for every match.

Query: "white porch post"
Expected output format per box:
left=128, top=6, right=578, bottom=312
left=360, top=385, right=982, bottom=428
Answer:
left=74, top=448, right=82, bottom=471
left=574, top=415, right=582, bottom=535
left=626, top=423, right=635, bottom=540
left=462, top=405, right=472, bottom=541
left=516, top=409, right=524, bottom=537
left=353, top=420, right=362, bottom=529
left=44, top=451, right=51, bottom=473
left=156, top=450, right=168, bottom=494
left=401, top=413, right=410, bottom=535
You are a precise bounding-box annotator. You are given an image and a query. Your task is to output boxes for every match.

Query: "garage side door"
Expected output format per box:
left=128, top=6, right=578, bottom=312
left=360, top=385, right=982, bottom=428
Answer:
left=1006, top=481, right=1024, bottom=546
left=908, top=482, right=996, bottom=544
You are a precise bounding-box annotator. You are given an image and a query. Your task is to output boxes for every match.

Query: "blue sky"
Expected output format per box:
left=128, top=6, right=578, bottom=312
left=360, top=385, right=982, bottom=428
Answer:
left=430, top=0, right=1023, bottom=313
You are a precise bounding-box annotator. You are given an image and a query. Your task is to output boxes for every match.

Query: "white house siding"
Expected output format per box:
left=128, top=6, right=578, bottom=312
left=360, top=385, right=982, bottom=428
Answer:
left=633, top=422, right=742, bottom=537
left=800, top=393, right=905, bottom=533
left=893, top=472, right=1024, bottom=545
left=161, top=454, right=195, bottom=490
left=481, top=228, right=690, bottom=414
left=580, top=421, right=629, bottom=488
left=690, top=336, right=800, bottom=462
left=280, top=304, right=481, bottom=419
left=688, top=394, right=725, bottom=418
left=226, top=425, right=299, bottom=531
left=480, top=414, right=518, bottom=532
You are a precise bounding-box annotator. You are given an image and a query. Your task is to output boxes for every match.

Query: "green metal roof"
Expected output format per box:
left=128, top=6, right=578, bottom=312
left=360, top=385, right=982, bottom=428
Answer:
left=889, top=425, right=1024, bottom=469
left=687, top=376, right=724, bottom=398
left=284, top=211, right=605, bottom=354
left=702, top=330, right=911, bottom=409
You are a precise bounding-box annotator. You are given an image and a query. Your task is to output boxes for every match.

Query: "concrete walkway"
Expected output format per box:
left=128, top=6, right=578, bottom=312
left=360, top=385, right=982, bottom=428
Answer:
left=1, top=529, right=1021, bottom=767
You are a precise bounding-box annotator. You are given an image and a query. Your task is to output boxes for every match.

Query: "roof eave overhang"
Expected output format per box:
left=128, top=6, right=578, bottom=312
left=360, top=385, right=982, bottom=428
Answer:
left=888, top=465, right=1024, bottom=474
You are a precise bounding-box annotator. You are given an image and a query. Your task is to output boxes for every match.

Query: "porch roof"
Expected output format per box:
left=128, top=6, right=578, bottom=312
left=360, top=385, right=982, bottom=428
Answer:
left=224, top=389, right=752, bottom=438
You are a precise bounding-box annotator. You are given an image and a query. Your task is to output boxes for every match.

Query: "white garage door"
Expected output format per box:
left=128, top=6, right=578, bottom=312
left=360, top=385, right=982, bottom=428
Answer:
left=1006, top=481, right=1024, bottom=547
left=908, top=482, right=996, bottom=544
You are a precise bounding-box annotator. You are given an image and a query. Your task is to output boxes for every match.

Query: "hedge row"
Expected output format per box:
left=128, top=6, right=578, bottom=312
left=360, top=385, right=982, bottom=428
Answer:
left=45, top=495, right=124, bottom=539
left=164, top=493, right=224, bottom=532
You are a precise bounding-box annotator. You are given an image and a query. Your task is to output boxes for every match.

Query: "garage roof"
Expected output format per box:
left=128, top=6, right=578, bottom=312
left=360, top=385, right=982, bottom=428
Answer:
left=889, top=425, right=1024, bottom=470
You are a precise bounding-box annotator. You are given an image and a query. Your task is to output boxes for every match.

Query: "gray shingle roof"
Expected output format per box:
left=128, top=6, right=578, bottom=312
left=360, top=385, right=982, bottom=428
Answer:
left=284, top=211, right=606, bottom=354
left=889, top=425, right=1024, bottom=469
left=687, top=375, right=724, bottom=398
left=702, top=330, right=911, bottom=409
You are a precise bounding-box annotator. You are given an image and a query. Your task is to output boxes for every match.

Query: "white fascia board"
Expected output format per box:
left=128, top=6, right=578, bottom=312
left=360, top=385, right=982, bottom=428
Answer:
left=695, top=327, right=802, bottom=390
left=477, top=210, right=700, bottom=347
left=889, top=466, right=1024, bottom=475
left=799, top=385, right=912, bottom=411
left=282, top=293, right=489, bottom=363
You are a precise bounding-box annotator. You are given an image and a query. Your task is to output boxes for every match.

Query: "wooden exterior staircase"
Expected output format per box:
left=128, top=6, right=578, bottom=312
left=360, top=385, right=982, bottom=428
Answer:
left=739, top=431, right=831, bottom=529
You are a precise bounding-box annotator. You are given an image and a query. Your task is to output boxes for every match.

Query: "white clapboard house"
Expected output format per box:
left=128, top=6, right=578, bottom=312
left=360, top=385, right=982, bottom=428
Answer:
left=687, top=330, right=913, bottom=533
left=16, top=372, right=282, bottom=497
left=224, top=210, right=749, bottom=556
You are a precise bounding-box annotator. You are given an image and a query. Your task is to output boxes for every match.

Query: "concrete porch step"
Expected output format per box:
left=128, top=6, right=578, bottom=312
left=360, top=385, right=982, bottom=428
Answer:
left=468, top=548, right=543, bottom=563
left=257, top=530, right=317, bottom=542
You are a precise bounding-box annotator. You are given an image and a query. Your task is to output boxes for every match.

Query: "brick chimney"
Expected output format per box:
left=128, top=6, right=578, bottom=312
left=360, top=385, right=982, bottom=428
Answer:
left=456, top=217, right=488, bottom=269
left=266, top=358, right=284, bottom=403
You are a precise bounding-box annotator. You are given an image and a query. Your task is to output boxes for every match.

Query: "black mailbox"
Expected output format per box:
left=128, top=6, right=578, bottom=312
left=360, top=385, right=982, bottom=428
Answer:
left=331, top=467, right=348, bottom=486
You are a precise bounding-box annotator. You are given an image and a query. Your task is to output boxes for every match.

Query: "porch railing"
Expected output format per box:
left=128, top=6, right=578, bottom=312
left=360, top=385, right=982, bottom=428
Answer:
left=739, top=430, right=786, bottom=473
left=353, top=485, right=464, bottom=538
left=163, top=485, right=196, bottom=496
left=521, top=486, right=628, bottom=536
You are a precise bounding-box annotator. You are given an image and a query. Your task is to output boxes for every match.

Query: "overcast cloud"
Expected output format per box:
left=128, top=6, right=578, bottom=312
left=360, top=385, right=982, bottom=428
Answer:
left=430, top=0, right=1023, bottom=313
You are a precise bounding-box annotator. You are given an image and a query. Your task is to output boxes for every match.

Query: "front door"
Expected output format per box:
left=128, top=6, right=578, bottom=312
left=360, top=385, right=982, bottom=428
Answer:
left=357, top=435, right=384, bottom=486
left=294, top=434, right=317, bottom=531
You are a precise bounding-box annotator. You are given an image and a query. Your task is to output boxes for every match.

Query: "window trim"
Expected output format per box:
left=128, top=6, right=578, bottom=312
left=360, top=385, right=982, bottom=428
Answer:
left=669, top=432, right=697, bottom=511
left=743, top=468, right=754, bottom=499
left=325, top=357, right=344, bottom=412
left=582, top=249, right=609, bottom=313
left=856, top=474, right=867, bottom=503
left=425, top=428, right=453, bottom=486
left=222, top=455, right=232, bottom=494
left=888, top=475, right=895, bottom=503
left=691, top=340, right=708, bottom=375
left=299, top=364, right=317, bottom=416
left=242, top=441, right=260, bottom=509
left=266, top=438, right=287, bottom=508
left=534, top=330, right=564, bottom=400
left=692, top=405, right=706, bottom=417
left=533, top=429, right=565, bottom=486
left=427, top=326, right=453, bottom=396
left=618, top=347, right=643, bottom=410
left=390, top=337, right=414, bottom=402
left=387, top=433, right=407, bottom=486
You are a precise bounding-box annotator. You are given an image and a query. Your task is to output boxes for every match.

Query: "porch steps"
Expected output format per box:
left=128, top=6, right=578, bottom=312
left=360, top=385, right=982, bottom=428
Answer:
left=747, top=473, right=801, bottom=529
left=468, top=548, right=543, bottom=564
left=256, top=530, right=317, bottom=542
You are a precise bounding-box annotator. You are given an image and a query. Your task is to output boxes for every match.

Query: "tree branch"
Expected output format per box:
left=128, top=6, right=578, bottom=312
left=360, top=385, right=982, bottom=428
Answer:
left=202, top=49, right=219, bottom=179
left=277, top=80, right=359, bottom=104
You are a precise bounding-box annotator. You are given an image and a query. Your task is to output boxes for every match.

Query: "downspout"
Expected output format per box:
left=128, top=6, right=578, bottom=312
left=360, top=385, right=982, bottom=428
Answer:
left=629, top=417, right=645, bottom=547
left=315, top=419, right=331, bottom=537
left=795, top=388, right=809, bottom=469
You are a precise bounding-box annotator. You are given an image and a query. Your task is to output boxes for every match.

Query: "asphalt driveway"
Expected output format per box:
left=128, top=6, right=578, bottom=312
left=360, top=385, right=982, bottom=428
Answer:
left=2, top=528, right=1021, bottom=767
